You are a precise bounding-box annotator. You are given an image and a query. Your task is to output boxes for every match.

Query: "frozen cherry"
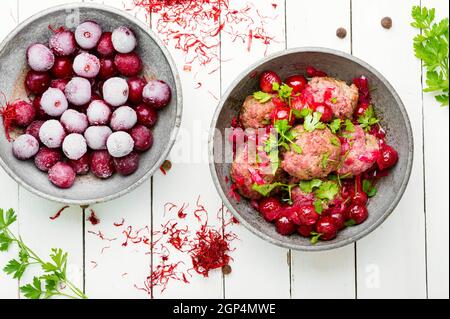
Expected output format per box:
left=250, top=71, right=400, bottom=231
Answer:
left=98, top=58, right=117, bottom=80
left=60, top=109, right=88, bottom=134
left=111, top=26, right=137, bottom=54
left=39, top=119, right=66, bottom=149
left=297, top=205, right=320, bottom=226
left=136, top=104, right=158, bottom=127
left=377, top=144, right=399, bottom=171
left=75, top=21, right=102, bottom=49
left=315, top=216, right=338, bottom=241
left=127, top=77, right=147, bottom=104
left=314, top=104, right=333, bottom=123
left=110, top=106, right=137, bottom=131
left=34, top=147, right=61, bottom=172
left=107, top=131, right=134, bottom=158
left=86, top=100, right=111, bottom=125
left=25, top=70, right=51, bottom=95
left=50, top=78, right=69, bottom=92
left=51, top=57, right=73, bottom=79
left=84, top=126, right=112, bottom=150
left=103, top=77, right=129, bottom=107
left=114, top=52, right=142, bottom=77
left=26, top=120, right=44, bottom=140
left=12, top=134, right=39, bottom=160
left=258, top=197, right=282, bottom=222
left=27, top=44, right=55, bottom=72
left=97, top=32, right=115, bottom=57
left=48, top=162, right=76, bottom=189
left=49, top=30, right=77, bottom=56
left=297, top=225, right=314, bottom=237
left=285, top=75, right=307, bottom=93
left=130, top=125, right=153, bottom=152
left=10, top=100, right=35, bottom=127
left=32, top=96, right=48, bottom=120
left=275, top=216, right=296, bottom=236
left=113, top=152, right=139, bottom=176
left=142, top=80, right=171, bottom=110
left=259, top=70, right=281, bottom=93
left=40, top=88, right=68, bottom=117
left=65, top=77, right=92, bottom=106
left=62, top=133, right=87, bottom=160
left=68, top=153, right=90, bottom=175
left=73, top=52, right=100, bottom=78
left=91, top=150, right=115, bottom=179
left=347, top=205, right=368, bottom=225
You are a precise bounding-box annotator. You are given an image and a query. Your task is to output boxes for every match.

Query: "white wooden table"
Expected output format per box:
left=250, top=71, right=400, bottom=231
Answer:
left=0, top=0, right=448, bottom=299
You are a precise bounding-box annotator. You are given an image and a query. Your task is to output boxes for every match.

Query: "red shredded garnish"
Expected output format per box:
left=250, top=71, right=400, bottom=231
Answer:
left=90, top=261, right=98, bottom=269
left=49, top=205, right=69, bottom=220
left=113, top=218, right=125, bottom=227
left=0, top=95, right=16, bottom=141
left=87, top=209, right=100, bottom=225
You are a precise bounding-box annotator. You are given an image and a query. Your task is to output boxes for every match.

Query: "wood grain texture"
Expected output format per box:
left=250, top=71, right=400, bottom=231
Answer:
left=421, top=0, right=449, bottom=300
left=352, top=0, right=427, bottom=299
left=286, top=0, right=356, bottom=299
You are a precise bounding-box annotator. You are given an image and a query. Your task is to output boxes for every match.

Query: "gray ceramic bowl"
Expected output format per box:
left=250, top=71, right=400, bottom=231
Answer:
left=0, top=3, right=182, bottom=205
left=209, top=48, right=413, bottom=251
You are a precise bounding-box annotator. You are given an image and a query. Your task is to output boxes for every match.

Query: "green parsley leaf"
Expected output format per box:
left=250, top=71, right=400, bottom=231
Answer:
left=345, top=219, right=357, bottom=227
left=314, top=199, right=324, bottom=214
left=316, top=181, right=339, bottom=201
left=358, top=105, right=380, bottom=131
left=362, top=179, right=378, bottom=198
left=253, top=91, right=273, bottom=103
left=344, top=119, right=355, bottom=133
left=304, top=112, right=326, bottom=132
left=20, top=277, right=43, bottom=299
left=252, top=183, right=283, bottom=197
left=411, top=6, right=449, bottom=106
left=0, top=232, right=13, bottom=252
left=290, top=143, right=303, bottom=154
left=0, top=208, right=17, bottom=230
left=310, top=232, right=322, bottom=245
left=331, top=97, right=338, bottom=104
left=329, top=119, right=342, bottom=134
left=299, top=179, right=323, bottom=193
left=330, top=136, right=340, bottom=147
left=322, top=152, right=330, bottom=169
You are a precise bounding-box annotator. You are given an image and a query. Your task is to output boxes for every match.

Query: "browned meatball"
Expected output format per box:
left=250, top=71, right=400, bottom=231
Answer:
left=239, top=95, right=276, bottom=129
left=281, top=126, right=341, bottom=180
left=338, top=125, right=380, bottom=176
left=303, top=77, right=359, bottom=119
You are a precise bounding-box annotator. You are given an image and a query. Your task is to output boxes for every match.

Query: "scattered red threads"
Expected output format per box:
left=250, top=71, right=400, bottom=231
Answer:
left=139, top=262, right=186, bottom=294
left=183, top=65, right=192, bottom=72
left=0, top=94, right=17, bottom=141
left=193, top=195, right=208, bottom=224
left=49, top=205, right=69, bottom=220
left=247, top=29, right=253, bottom=52
left=101, top=246, right=111, bottom=254
left=114, top=218, right=125, bottom=227
left=272, top=3, right=278, bottom=9
left=90, top=261, right=98, bottom=269
left=122, top=225, right=151, bottom=247
left=87, top=209, right=100, bottom=225
left=87, top=230, right=117, bottom=242
left=194, top=82, right=202, bottom=89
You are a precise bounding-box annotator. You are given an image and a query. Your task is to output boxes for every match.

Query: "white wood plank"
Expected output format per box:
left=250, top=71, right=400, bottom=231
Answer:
left=81, top=0, right=153, bottom=299
left=352, top=0, right=427, bottom=299
left=0, top=0, right=19, bottom=300
left=220, top=0, right=291, bottom=299
left=286, top=0, right=356, bottom=299
left=84, top=183, right=151, bottom=299
left=16, top=0, right=84, bottom=299
left=150, top=4, right=224, bottom=299
left=422, top=0, right=449, bottom=300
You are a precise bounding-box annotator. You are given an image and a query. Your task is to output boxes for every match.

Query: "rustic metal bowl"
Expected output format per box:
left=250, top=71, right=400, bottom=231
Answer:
left=0, top=3, right=182, bottom=205
left=209, top=48, right=413, bottom=251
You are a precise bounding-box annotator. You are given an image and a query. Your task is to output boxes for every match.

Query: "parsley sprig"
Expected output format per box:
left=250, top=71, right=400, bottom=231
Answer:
left=0, top=208, right=87, bottom=299
left=304, top=112, right=326, bottom=132
left=411, top=6, right=449, bottom=106
left=357, top=106, right=380, bottom=131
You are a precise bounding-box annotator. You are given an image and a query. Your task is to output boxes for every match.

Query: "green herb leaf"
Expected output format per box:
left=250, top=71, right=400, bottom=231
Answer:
left=321, top=152, right=330, bottom=169
left=345, top=219, right=357, bottom=227
left=316, top=181, right=339, bottom=201
left=290, top=143, right=303, bottom=154
left=0, top=208, right=17, bottom=230
left=20, top=277, right=43, bottom=299
left=253, top=91, right=273, bottom=103
left=358, top=105, right=380, bottom=131
left=411, top=6, right=449, bottom=106
left=330, top=136, right=340, bottom=147
left=362, top=180, right=378, bottom=198
left=344, top=119, right=355, bottom=133
left=329, top=119, right=342, bottom=134
left=299, top=179, right=323, bottom=193
left=310, top=232, right=322, bottom=245
left=3, top=259, right=27, bottom=279
left=304, top=112, right=326, bottom=132
left=252, top=182, right=283, bottom=197
left=314, top=199, right=324, bottom=214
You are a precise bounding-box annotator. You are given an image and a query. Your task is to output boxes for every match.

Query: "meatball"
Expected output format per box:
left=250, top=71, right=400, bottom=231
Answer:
left=303, top=77, right=358, bottom=119
left=239, top=95, right=276, bottom=129
left=338, top=125, right=379, bottom=176
left=281, top=126, right=341, bottom=180
left=231, top=147, right=279, bottom=200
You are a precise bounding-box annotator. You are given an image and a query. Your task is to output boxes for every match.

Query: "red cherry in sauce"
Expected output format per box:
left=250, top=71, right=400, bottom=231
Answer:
left=315, top=216, right=338, bottom=241
left=347, top=204, right=369, bottom=225
left=377, top=144, right=399, bottom=171
left=275, top=216, right=296, bottom=236
left=258, top=197, right=282, bottom=222
left=297, top=225, right=314, bottom=237
left=285, top=75, right=307, bottom=93
left=259, top=70, right=281, bottom=93
left=297, top=205, right=320, bottom=226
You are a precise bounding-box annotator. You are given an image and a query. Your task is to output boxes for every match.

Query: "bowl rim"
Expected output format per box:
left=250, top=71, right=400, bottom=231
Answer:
left=0, top=2, right=183, bottom=205
left=208, top=47, right=414, bottom=252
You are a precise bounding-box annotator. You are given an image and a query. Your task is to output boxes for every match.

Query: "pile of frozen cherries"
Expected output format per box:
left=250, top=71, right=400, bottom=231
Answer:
left=1, top=21, right=172, bottom=189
